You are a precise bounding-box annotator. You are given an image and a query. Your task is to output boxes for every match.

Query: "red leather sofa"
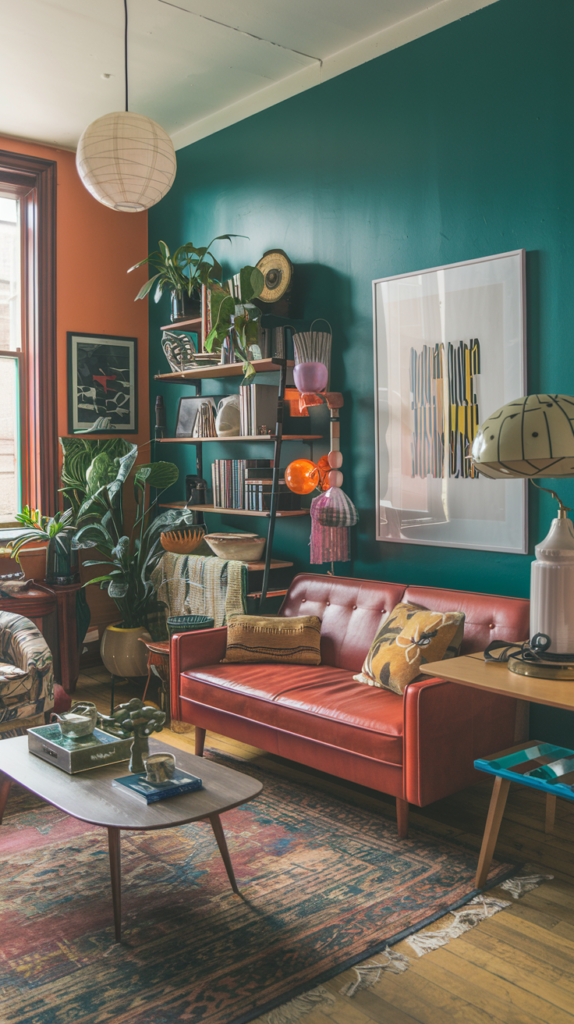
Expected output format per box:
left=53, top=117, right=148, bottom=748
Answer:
left=171, top=574, right=529, bottom=837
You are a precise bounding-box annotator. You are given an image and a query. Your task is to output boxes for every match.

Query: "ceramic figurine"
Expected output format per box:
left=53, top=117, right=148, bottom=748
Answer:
left=98, top=698, right=166, bottom=773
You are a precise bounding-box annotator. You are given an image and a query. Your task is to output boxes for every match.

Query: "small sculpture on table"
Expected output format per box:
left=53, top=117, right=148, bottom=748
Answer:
left=99, top=698, right=166, bottom=773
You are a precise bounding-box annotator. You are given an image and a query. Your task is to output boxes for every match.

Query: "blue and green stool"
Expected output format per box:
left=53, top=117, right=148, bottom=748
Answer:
left=474, top=741, right=573, bottom=887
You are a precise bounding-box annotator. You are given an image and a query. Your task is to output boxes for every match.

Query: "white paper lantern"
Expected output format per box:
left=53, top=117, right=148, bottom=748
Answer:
left=76, top=111, right=176, bottom=212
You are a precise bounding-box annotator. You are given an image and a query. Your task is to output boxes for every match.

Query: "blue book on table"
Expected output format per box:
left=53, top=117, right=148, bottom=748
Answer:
left=112, top=768, right=203, bottom=804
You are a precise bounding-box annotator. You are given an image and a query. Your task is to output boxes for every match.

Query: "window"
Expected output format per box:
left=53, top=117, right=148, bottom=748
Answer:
left=0, top=195, right=22, bottom=521
left=0, top=150, right=57, bottom=524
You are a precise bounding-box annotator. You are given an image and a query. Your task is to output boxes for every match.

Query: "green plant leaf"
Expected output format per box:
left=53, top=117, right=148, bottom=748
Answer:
left=108, top=579, right=130, bottom=599
left=136, top=462, right=179, bottom=490
left=134, top=274, right=161, bottom=301
left=242, top=360, right=256, bottom=385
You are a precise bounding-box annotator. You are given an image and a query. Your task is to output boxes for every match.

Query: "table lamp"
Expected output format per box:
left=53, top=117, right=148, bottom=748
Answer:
left=471, top=394, right=574, bottom=680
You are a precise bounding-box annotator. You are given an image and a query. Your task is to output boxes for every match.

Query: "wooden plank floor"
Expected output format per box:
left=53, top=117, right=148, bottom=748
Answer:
left=74, top=667, right=574, bottom=1024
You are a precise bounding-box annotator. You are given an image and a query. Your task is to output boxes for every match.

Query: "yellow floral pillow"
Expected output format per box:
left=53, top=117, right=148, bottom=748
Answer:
left=354, top=603, right=464, bottom=695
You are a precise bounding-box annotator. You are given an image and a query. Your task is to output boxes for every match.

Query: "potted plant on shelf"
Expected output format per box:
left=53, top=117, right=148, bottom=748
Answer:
left=205, top=264, right=265, bottom=384
left=76, top=456, right=195, bottom=678
left=128, top=235, right=240, bottom=323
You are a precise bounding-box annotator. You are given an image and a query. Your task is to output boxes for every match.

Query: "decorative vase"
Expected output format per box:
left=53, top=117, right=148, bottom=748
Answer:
left=100, top=624, right=151, bottom=678
left=530, top=511, right=574, bottom=654
left=170, top=289, right=201, bottom=322
left=45, top=534, right=80, bottom=586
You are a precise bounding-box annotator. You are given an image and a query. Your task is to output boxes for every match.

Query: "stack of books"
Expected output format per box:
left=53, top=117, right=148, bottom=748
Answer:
left=239, top=383, right=279, bottom=436
left=210, top=460, right=301, bottom=512
left=113, top=768, right=203, bottom=804
left=211, top=459, right=272, bottom=509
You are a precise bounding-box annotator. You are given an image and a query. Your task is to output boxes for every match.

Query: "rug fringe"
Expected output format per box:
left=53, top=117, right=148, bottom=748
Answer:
left=339, top=949, right=411, bottom=997
left=405, top=895, right=510, bottom=957
left=500, top=873, right=554, bottom=899
left=265, top=985, right=336, bottom=1024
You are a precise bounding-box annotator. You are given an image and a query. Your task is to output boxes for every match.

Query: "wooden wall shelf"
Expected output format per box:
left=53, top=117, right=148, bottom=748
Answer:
left=155, top=359, right=294, bottom=383
left=160, top=318, right=202, bottom=331
left=160, top=502, right=309, bottom=518
left=157, top=435, right=320, bottom=444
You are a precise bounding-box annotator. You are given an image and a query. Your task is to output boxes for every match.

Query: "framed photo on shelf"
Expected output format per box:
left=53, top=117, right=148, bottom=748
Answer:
left=175, top=396, right=216, bottom=437
left=373, top=249, right=527, bottom=553
left=67, top=332, right=138, bottom=434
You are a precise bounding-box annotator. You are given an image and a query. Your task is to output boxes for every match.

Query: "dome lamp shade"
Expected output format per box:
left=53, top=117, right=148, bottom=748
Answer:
left=470, top=394, right=574, bottom=480
left=76, top=111, right=176, bottom=212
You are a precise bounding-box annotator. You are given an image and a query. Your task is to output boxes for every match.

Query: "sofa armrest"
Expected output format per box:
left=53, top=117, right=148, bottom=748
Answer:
left=403, top=674, right=518, bottom=807
left=170, top=627, right=227, bottom=720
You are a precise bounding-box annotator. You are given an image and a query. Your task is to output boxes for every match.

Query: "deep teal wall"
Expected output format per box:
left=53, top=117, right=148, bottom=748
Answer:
left=149, top=0, right=574, bottom=741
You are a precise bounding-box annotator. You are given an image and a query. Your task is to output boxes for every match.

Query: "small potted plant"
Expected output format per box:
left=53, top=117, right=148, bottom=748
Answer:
left=10, top=507, right=79, bottom=584
left=205, top=265, right=265, bottom=383
left=128, top=235, right=239, bottom=323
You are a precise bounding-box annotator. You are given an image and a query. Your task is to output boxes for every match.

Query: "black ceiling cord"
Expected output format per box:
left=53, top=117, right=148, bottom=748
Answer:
left=124, top=0, right=129, bottom=112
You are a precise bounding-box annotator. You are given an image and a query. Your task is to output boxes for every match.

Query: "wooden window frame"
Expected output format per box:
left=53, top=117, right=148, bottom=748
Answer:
left=0, top=149, right=57, bottom=519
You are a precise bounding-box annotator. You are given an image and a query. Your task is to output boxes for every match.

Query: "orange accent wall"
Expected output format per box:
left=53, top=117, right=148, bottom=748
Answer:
left=0, top=135, right=149, bottom=450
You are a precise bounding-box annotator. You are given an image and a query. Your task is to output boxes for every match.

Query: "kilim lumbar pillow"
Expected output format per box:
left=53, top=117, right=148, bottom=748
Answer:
left=222, top=614, right=322, bottom=665
left=354, top=602, right=464, bottom=695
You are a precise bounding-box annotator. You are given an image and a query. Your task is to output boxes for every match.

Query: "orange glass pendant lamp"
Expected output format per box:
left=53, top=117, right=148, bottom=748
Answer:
left=285, top=459, right=320, bottom=495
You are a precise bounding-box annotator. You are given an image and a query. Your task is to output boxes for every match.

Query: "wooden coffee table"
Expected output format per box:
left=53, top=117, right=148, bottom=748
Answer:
left=0, top=736, right=262, bottom=941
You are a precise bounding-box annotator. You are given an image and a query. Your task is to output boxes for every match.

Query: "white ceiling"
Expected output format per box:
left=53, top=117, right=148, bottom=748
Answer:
left=0, top=0, right=499, bottom=152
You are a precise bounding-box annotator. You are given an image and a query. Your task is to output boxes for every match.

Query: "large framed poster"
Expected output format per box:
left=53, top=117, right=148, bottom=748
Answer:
left=373, top=250, right=527, bottom=553
left=67, top=332, right=138, bottom=434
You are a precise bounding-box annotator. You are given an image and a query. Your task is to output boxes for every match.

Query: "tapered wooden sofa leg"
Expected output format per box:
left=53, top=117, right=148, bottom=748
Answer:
left=194, top=727, right=206, bottom=757
left=396, top=797, right=409, bottom=838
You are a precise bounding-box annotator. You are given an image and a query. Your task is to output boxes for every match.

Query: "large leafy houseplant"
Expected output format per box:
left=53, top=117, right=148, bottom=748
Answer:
left=128, top=235, right=239, bottom=305
left=75, top=453, right=194, bottom=632
left=59, top=436, right=138, bottom=515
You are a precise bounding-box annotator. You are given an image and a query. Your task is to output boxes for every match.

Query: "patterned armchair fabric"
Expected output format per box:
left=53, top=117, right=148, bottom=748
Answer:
left=0, top=611, right=54, bottom=737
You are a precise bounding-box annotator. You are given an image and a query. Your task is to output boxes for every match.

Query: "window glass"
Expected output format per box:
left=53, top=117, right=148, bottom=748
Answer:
left=0, top=196, right=21, bottom=520
left=0, top=196, right=20, bottom=351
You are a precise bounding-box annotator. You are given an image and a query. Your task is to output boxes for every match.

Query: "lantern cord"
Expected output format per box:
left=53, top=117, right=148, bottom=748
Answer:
left=124, top=0, right=129, bottom=112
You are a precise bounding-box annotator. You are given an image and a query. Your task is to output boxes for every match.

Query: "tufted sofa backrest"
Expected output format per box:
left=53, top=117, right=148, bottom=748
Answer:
left=280, top=574, right=406, bottom=671
left=403, top=585, right=530, bottom=655
left=280, top=574, right=530, bottom=671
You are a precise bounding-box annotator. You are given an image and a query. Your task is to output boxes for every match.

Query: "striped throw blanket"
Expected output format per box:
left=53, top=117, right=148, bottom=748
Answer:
left=150, top=554, right=248, bottom=636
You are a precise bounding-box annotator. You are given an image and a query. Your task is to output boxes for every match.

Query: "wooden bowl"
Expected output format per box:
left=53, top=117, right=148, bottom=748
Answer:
left=204, top=532, right=265, bottom=562
left=160, top=527, right=205, bottom=555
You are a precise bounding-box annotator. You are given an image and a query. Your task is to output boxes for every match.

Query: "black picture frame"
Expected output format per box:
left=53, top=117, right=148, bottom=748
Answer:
left=175, top=395, right=217, bottom=437
left=67, top=332, right=138, bottom=434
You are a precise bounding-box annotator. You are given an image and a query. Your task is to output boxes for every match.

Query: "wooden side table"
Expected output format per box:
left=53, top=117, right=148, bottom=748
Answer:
left=420, top=652, right=574, bottom=888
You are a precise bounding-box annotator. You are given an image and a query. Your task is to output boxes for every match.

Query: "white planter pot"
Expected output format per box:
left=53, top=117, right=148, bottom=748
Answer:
left=100, top=624, right=151, bottom=678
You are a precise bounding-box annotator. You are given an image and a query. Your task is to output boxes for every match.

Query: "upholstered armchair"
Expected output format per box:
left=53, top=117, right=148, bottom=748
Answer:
left=0, top=610, right=60, bottom=738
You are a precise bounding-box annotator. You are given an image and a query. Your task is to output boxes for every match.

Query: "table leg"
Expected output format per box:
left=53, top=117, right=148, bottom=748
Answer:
left=475, top=776, right=511, bottom=889
left=0, top=773, right=12, bottom=824
left=545, top=793, right=557, bottom=834
left=209, top=813, right=239, bottom=894
left=107, top=827, right=122, bottom=941
left=56, top=591, right=80, bottom=694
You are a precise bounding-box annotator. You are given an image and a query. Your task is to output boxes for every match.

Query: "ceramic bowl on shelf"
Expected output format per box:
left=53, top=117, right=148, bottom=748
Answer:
left=204, top=532, right=266, bottom=562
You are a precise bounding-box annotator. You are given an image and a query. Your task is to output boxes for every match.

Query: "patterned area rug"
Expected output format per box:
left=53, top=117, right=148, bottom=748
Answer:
left=0, top=751, right=514, bottom=1024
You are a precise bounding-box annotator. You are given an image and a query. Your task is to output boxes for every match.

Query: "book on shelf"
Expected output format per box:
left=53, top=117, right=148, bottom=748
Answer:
left=245, top=484, right=300, bottom=512
left=239, top=383, right=279, bottom=436
left=211, top=459, right=274, bottom=510
left=112, top=768, right=203, bottom=804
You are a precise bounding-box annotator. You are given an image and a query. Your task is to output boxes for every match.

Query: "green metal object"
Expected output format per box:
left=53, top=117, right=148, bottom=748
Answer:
left=98, top=698, right=166, bottom=773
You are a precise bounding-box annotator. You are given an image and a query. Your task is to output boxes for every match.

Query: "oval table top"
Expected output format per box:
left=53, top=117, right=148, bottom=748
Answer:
left=0, top=736, right=262, bottom=831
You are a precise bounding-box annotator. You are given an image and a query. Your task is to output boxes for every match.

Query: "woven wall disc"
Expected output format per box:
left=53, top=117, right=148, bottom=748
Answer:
left=256, top=250, right=293, bottom=303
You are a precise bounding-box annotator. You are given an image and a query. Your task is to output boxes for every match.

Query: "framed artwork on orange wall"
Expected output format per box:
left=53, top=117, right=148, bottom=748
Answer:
left=372, top=250, right=527, bottom=553
left=67, top=332, right=138, bottom=434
